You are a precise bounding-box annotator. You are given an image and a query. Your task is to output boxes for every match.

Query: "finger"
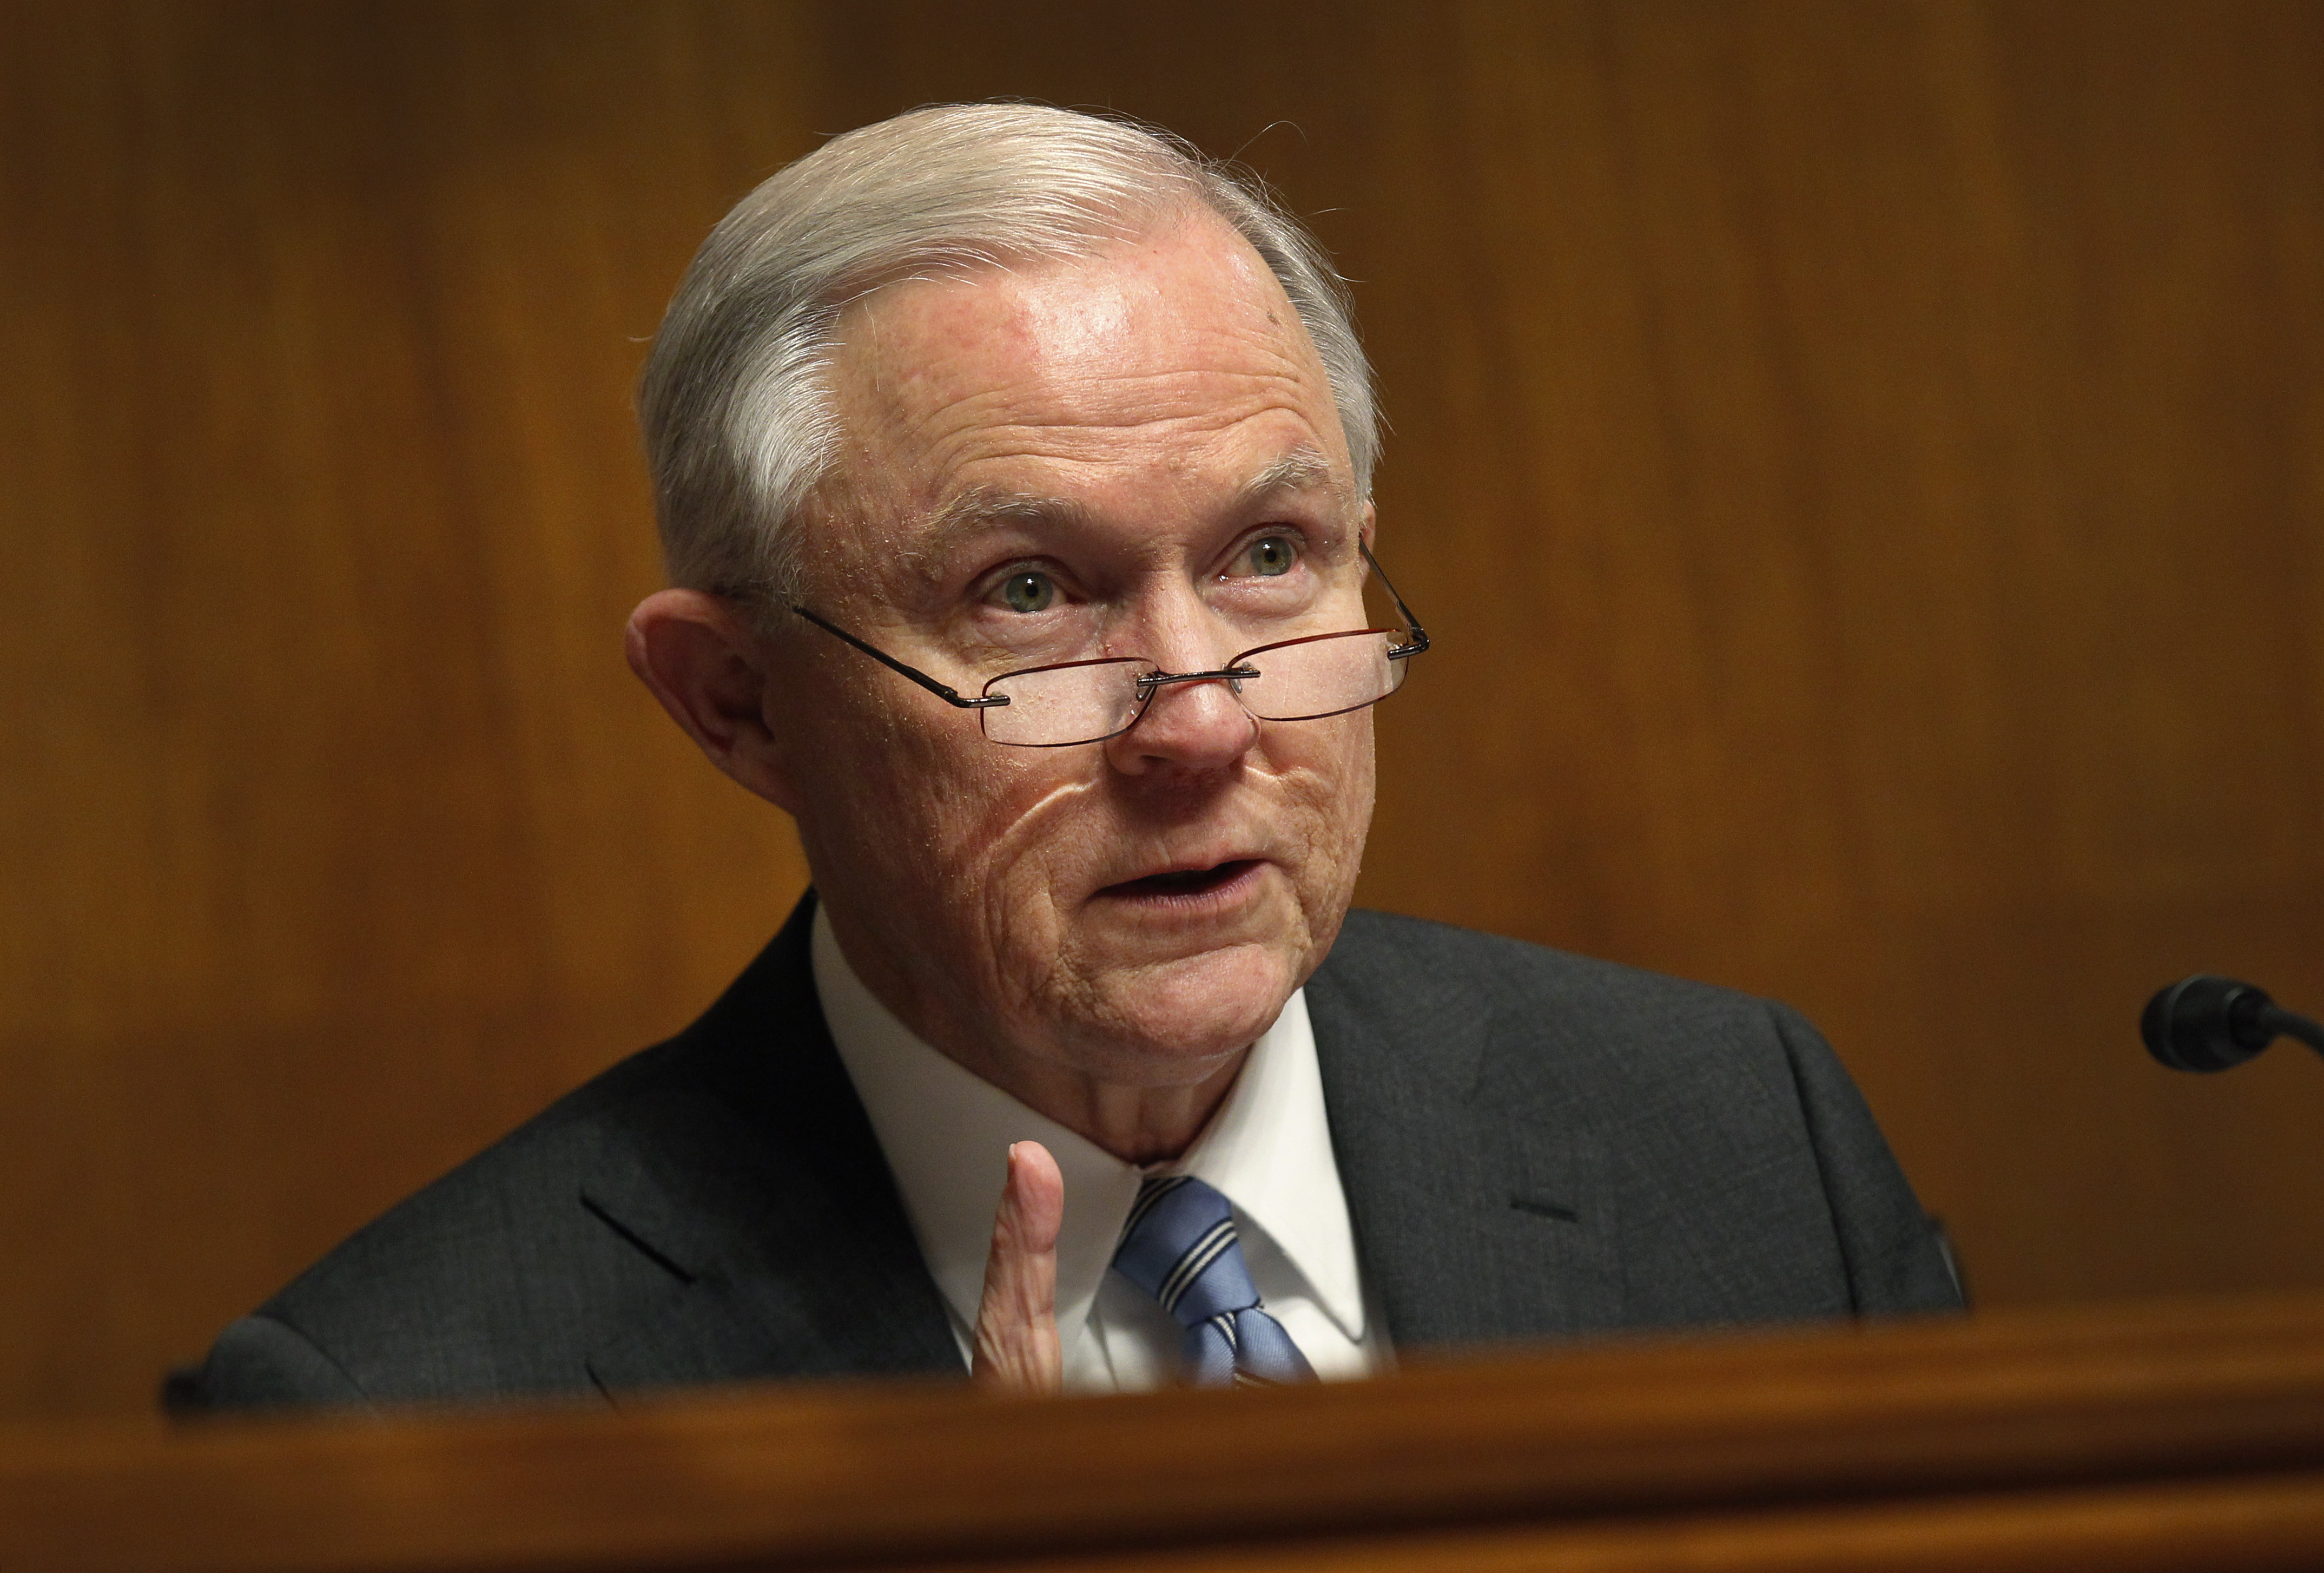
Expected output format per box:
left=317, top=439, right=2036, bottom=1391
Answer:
left=971, top=1140, right=1064, bottom=1395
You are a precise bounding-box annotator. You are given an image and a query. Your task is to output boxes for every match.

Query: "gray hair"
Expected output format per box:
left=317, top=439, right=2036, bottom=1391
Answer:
left=637, top=103, right=1378, bottom=603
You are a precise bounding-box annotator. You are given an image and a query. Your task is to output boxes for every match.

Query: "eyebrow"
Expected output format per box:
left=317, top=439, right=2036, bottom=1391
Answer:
left=1237, top=445, right=1345, bottom=509
left=916, top=444, right=1349, bottom=564
left=925, top=484, right=1090, bottom=539
left=906, top=487, right=1093, bottom=581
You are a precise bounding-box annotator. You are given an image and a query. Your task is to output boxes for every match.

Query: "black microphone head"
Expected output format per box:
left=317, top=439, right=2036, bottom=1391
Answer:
left=2143, top=975, right=2278, bottom=1072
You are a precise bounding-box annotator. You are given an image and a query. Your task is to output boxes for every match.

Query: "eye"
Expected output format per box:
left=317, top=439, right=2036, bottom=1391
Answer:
left=1242, top=535, right=1298, bottom=578
left=998, top=571, right=1056, bottom=614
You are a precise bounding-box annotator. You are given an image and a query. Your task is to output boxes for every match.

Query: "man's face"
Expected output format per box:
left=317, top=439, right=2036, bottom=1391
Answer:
left=771, top=210, right=1376, bottom=1100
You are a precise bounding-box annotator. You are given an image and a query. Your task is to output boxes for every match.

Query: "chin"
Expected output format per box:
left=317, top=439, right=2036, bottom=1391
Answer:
left=1081, top=939, right=1299, bottom=1083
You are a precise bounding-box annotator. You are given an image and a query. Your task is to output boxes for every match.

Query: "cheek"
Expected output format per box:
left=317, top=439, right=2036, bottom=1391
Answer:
left=1283, top=715, right=1377, bottom=874
left=826, top=713, right=1092, bottom=936
left=788, top=683, right=981, bottom=884
left=1283, top=720, right=1375, bottom=969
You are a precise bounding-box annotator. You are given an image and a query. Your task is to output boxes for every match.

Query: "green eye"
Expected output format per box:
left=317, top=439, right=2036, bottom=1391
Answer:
left=1000, top=571, right=1055, bottom=614
left=1246, top=536, right=1297, bottom=577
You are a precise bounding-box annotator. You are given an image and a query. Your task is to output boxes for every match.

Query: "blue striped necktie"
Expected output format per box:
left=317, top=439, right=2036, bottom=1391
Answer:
left=1111, top=1175, right=1316, bottom=1386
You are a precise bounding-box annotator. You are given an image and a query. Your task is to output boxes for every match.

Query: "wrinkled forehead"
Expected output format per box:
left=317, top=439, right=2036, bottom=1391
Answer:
left=810, top=214, right=1352, bottom=548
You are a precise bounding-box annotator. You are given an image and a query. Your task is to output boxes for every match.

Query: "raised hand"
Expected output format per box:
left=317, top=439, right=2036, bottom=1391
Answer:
left=970, top=1140, right=1064, bottom=1394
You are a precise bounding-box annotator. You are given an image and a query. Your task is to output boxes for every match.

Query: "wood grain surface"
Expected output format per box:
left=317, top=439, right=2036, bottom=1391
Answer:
left=3, top=0, right=2322, bottom=1420
left=12, top=1293, right=2324, bottom=1572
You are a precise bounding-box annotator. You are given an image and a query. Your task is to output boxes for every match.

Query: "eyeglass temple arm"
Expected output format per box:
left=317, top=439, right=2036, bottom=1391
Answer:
left=1359, top=540, right=1430, bottom=659
left=789, top=607, right=1011, bottom=709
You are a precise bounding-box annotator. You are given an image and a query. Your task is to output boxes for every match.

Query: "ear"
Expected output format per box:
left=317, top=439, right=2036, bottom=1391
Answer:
left=624, top=589, right=802, bottom=814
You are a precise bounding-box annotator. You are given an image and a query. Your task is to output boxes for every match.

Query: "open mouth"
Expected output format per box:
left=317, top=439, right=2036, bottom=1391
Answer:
left=1104, top=859, right=1261, bottom=899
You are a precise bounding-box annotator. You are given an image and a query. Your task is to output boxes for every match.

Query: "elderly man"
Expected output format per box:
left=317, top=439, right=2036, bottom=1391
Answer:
left=176, top=104, right=1958, bottom=1411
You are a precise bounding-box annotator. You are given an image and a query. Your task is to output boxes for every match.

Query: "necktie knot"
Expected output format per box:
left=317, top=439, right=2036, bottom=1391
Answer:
left=1112, top=1175, right=1315, bottom=1386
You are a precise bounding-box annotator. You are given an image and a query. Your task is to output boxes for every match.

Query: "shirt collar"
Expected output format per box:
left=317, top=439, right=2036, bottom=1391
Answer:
left=1172, top=986, right=1366, bottom=1340
left=810, top=902, right=1368, bottom=1361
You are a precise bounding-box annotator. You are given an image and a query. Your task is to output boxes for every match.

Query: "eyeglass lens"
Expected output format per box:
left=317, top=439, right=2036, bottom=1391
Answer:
left=980, top=629, right=1408, bottom=747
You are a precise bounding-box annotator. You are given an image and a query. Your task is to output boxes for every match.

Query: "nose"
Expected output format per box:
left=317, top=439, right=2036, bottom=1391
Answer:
left=1106, top=667, right=1260, bottom=774
left=1101, top=601, right=1260, bottom=776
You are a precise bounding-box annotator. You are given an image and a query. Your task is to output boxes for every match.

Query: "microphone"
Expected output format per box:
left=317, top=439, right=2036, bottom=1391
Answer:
left=2142, top=975, right=2324, bottom=1072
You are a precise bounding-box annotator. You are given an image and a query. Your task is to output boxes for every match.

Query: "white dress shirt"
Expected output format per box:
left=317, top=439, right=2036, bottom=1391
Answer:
left=811, top=904, right=1387, bottom=1391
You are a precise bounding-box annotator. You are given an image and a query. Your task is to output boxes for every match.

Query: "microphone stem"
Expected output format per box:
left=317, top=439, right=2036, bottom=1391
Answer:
left=2259, top=1005, right=2324, bottom=1059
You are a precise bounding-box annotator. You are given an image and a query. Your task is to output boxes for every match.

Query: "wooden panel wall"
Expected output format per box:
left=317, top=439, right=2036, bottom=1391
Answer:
left=0, top=1, right=824, bottom=1420
left=2, top=0, right=2319, bottom=1419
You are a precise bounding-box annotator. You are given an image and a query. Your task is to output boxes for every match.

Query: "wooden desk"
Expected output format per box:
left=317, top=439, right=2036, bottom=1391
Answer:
left=11, top=1292, right=2324, bottom=1572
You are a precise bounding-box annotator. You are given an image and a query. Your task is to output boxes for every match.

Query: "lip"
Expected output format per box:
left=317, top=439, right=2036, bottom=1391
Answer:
left=1093, top=856, right=1269, bottom=907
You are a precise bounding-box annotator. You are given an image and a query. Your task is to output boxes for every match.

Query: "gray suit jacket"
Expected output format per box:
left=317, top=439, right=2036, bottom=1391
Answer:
left=174, top=897, right=1960, bottom=1410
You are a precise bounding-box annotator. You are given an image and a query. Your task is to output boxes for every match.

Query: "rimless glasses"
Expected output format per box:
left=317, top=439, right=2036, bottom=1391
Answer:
left=785, top=541, right=1430, bottom=748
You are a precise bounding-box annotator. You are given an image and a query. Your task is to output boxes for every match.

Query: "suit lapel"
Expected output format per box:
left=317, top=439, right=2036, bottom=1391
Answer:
left=1308, top=921, right=1626, bottom=1350
left=567, top=900, right=1631, bottom=1386
left=578, top=896, right=961, bottom=1396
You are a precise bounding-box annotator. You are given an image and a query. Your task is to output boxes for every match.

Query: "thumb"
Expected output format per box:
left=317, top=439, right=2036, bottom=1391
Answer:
left=971, top=1140, right=1064, bottom=1395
